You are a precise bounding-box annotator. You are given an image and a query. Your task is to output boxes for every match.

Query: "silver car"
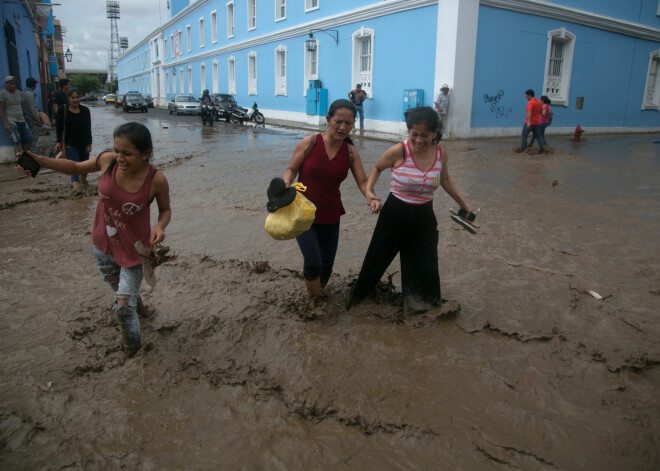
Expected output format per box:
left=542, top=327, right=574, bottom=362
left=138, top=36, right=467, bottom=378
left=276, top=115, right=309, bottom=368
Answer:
left=168, top=95, right=201, bottom=115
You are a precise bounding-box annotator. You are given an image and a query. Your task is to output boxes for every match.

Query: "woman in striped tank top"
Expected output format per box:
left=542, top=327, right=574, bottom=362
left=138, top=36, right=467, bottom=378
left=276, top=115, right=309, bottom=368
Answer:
left=346, top=107, right=473, bottom=314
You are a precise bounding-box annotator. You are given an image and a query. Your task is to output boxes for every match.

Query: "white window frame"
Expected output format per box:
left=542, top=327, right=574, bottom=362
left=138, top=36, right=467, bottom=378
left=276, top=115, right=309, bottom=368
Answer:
left=211, top=10, right=218, bottom=43
left=352, top=27, right=374, bottom=98
left=248, top=51, right=258, bottom=95
left=303, top=39, right=318, bottom=96
left=542, top=27, right=575, bottom=107
left=227, top=1, right=235, bottom=38
left=200, top=63, right=206, bottom=91
left=199, top=18, right=205, bottom=48
left=188, top=66, right=193, bottom=94
left=172, top=70, right=176, bottom=94
left=179, top=68, right=184, bottom=94
left=305, top=0, right=319, bottom=12
left=186, top=25, right=191, bottom=52
left=275, top=0, right=286, bottom=22
left=275, top=45, right=287, bottom=96
left=228, top=56, right=236, bottom=95
left=170, top=34, right=174, bottom=58
left=212, top=60, right=219, bottom=93
left=248, top=0, right=256, bottom=31
left=642, top=49, right=660, bottom=110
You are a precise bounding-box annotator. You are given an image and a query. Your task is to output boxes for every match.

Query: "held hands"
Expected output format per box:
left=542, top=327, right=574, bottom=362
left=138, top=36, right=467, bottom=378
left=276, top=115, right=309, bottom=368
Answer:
left=366, top=190, right=382, bottom=214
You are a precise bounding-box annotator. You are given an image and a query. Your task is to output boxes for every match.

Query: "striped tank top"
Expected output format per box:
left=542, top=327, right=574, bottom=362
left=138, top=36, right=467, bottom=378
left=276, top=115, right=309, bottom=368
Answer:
left=389, top=140, right=443, bottom=205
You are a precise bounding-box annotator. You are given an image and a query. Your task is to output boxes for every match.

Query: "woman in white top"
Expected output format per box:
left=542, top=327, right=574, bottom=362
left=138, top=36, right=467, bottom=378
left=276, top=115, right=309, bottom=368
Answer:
left=346, top=106, right=473, bottom=314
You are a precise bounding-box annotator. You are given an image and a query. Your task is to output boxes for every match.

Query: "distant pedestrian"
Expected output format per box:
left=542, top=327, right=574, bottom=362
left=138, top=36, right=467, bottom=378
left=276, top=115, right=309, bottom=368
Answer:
left=433, top=84, right=450, bottom=139
left=53, top=78, right=71, bottom=116
left=0, top=75, right=33, bottom=153
left=47, top=89, right=55, bottom=122
left=514, top=89, right=542, bottom=153
left=56, top=87, right=92, bottom=192
left=348, top=84, right=367, bottom=134
left=529, top=95, right=553, bottom=153
left=22, top=77, right=43, bottom=149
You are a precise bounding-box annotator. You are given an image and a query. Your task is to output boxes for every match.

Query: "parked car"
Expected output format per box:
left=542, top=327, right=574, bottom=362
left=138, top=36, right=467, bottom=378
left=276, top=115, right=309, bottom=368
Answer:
left=81, top=95, right=97, bottom=101
left=168, top=95, right=200, bottom=115
left=114, top=94, right=125, bottom=109
left=145, top=95, right=154, bottom=108
left=212, top=93, right=239, bottom=121
left=123, top=93, right=148, bottom=113
left=104, top=94, right=116, bottom=105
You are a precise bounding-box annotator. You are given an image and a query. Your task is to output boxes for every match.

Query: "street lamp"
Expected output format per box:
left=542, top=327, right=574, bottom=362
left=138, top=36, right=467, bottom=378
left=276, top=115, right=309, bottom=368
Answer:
left=65, top=47, right=73, bottom=62
left=305, top=30, right=339, bottom=52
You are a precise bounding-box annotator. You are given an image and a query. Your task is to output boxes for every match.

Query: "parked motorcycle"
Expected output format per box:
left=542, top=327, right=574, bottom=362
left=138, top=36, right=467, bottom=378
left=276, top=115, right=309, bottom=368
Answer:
left=229, top=102, right=265, bottom=125
left=200, top=103, right=218, bottom=126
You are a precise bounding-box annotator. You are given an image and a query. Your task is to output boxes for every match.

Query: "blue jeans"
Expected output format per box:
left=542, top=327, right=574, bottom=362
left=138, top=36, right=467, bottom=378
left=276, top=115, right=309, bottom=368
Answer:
left=296, top=222, right=340, bottom=286
left=8, top=121, right=33, bottom=144
left=93, top=245, right=143, bottom=348
left=355, top=104, right=364, bottom=129
left=529, top=122, right=549, bottom=147
left=65, top=146, right=89, bottom=182
left=521, top=124, right=543, bottom=149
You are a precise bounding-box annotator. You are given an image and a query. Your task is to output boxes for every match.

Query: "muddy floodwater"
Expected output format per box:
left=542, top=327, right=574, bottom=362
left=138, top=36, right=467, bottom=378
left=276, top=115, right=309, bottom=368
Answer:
left=1, top=105, right=659, bottom=470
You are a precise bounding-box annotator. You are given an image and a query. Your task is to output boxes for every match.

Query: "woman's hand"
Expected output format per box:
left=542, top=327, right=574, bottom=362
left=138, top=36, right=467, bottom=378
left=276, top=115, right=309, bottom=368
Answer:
left=55, top=142, right=61, bottom=151
left=149, top=226, right=165, bottom=246
left=366, top=190, right=382, bottom=214
left=86, top=144, right=92, bottom=154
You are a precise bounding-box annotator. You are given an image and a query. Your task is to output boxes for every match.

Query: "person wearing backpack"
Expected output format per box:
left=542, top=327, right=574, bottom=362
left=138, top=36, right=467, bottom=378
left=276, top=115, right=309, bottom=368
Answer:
left=348, top=84, right=367, bottom=134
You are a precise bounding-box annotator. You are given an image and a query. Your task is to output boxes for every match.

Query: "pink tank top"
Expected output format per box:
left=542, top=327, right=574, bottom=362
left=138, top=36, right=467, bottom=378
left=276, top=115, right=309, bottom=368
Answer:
left=92, top=161, right=156, bottom=267
left=390, top=140, right=443, bottom=205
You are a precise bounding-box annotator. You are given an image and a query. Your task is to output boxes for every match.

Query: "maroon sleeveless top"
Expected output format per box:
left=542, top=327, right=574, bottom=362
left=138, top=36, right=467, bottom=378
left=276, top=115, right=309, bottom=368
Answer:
left=297, top=134, right=350, bottom=224
left=92, top=161, right=156, bottom=267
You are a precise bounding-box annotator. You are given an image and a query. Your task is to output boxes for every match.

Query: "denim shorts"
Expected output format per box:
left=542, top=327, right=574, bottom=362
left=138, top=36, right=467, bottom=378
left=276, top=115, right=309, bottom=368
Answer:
left=8, top=121, right=33, bottom=144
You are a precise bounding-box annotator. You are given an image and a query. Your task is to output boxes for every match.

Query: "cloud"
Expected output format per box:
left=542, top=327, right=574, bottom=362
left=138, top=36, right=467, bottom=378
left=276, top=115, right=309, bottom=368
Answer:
left=55, top=0, right=164, bottom=70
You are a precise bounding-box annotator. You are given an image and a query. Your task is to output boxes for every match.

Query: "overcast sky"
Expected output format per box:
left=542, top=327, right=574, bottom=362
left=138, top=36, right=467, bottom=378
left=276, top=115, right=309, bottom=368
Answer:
left=54, top=0, right=166, bottom=71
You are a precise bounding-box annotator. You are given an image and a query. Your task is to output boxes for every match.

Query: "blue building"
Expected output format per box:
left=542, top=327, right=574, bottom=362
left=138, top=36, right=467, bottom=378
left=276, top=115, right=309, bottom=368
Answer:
left=0, top=0, right=45, bottom=161
left=117, top=0, right=660, bottom=138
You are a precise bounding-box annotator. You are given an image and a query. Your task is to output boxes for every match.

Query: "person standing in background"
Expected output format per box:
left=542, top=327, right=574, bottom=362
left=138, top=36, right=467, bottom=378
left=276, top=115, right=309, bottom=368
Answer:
left=514, top=89, right=542, bottom=154
left=348, top=84, right=367, bottom=134
left=56, top=87, right=92, bottom=192
left=433, top=84, right=450, bottom=140
left=0, top=75, right=33, bottom=154
left=22, top=77, right=42, bottom=150
left=53, top=78, right=71, bottom=116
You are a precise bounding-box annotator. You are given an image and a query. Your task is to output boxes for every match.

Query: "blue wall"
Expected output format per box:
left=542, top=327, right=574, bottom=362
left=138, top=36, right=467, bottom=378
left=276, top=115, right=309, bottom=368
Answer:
left=472, top=5, right=660, bottom=129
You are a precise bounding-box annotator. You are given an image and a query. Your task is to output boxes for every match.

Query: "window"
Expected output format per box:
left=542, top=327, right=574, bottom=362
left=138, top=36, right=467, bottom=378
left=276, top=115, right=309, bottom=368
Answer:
left=643, top=50, right=660, bottom=110
left=179, top=68, right=184, bottom=94
left=211, top=10, right=218, bottom=43
left=305, top=0, right=318, bottom=12
left=199, top=18, right=205, bottom=47
left=543, top=28, right=575, bottom=106
left=201, top=63, right=206, bottom=91
left=186, top=25, right=191, bottom=52
left=227, top=2, right=235, bottom=38
left=170, top=34, right=174, bottom=58
left=188, top=66, right=193, bottom=94
left=303, top=38, right=318, bottom=96
left=276, top=0, right=286, bottom=21
left=212, top=60, right=219, bottom=93
left=228, top=56, right=236, bottom=94
left=352, top=27, right=373, bottom=97
left=172, top=70, right=176, bottom=94
left=275, top=46, right=287, bottom=95
left=248, top=0, right=256, bottom=30
left=248, top=51, right=257, bottom=95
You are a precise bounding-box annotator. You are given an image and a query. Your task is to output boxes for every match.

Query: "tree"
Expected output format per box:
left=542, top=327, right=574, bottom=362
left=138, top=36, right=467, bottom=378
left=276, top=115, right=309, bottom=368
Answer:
left=70, top=74, right=102, bottom=96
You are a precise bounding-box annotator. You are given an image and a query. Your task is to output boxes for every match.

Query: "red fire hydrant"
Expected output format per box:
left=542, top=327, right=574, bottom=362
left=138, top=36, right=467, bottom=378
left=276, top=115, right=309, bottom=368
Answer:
left=573, top=124, right=583, bottom=142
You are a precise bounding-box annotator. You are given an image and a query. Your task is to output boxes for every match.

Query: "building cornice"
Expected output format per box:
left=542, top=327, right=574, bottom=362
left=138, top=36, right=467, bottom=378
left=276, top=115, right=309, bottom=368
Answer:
left=481, top=0, right=660, bottom=42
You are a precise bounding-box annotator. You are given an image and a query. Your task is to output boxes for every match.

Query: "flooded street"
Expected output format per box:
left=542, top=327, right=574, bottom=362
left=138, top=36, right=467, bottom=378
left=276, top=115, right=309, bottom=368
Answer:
left=1, top=104, right=659, bottom=470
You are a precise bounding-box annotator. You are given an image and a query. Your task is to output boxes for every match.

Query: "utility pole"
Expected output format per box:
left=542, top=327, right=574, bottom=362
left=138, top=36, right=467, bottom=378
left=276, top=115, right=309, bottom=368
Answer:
left=107, top=1, right=120, bottom=92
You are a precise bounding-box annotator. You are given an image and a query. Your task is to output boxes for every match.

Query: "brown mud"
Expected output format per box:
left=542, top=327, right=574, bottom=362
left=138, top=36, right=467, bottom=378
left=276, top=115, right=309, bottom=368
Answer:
left=0, top=107, right=658, bottom=469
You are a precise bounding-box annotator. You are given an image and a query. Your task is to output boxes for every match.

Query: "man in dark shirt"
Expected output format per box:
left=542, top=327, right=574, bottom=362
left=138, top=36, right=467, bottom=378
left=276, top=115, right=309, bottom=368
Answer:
left=53, top=79, right=71, bottom=116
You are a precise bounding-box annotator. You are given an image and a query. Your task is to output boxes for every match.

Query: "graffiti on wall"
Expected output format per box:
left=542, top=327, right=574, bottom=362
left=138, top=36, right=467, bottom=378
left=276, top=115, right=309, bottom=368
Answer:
left=483, top=90, right=511, bottom=119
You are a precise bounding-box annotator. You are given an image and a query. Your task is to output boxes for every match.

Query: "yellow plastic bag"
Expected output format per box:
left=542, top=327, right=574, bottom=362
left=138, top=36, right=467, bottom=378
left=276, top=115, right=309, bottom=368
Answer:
left=265, top=183, right=316, bottom=240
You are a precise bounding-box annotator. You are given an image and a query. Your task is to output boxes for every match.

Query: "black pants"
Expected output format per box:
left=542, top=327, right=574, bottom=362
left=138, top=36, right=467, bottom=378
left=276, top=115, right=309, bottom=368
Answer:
left=347, top=194, right=441, bottom=313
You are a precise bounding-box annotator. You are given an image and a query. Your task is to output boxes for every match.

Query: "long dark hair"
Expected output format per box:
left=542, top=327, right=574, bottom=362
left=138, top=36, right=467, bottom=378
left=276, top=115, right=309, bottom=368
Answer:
left=405, top=106, right=440, bottom=142
left=113, top=122, right=153, bottom=161
left=326, top=99, right=357, bottom=145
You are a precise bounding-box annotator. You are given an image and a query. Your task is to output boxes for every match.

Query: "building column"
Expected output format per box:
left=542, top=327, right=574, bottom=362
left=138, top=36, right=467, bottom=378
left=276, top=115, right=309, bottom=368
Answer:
left=434, top=0, right=480, bottom=139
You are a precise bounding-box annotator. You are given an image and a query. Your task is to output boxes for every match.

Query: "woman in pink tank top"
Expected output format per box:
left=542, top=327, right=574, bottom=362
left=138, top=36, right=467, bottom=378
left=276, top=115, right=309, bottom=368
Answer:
left=346, top=107, right=473, bottom=314
left=282, top=99, right=372, bottom=304
left=25, top=123, right=171, bottom=356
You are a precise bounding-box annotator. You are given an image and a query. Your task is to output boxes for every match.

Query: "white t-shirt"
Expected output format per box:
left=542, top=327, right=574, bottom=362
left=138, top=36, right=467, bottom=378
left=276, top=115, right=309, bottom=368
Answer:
left=0, top=88, right=26, bottom=122
left=434, top=91, right=449, bottom=116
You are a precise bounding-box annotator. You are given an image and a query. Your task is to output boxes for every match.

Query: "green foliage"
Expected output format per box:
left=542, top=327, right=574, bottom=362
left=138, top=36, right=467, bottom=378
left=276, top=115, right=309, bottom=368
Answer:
left=70, top=75, right=102, bottom=96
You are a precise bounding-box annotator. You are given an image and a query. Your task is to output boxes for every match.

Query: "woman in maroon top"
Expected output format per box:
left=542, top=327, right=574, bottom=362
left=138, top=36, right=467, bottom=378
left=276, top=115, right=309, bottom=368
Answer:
left=25, top=123, right=171, bottom=356
left=283, top=99, right=375, bottom=302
